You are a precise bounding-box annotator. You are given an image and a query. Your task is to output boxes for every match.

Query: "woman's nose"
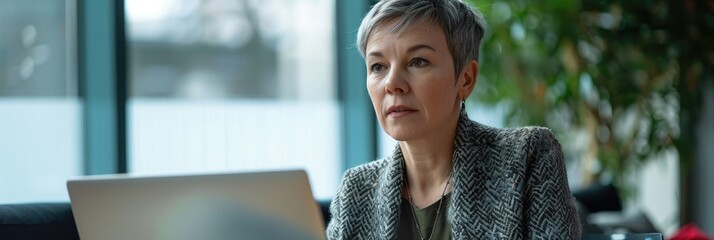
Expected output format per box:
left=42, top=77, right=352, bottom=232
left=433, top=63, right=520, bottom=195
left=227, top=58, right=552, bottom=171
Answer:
left=385, top=69, right=409, bottom=95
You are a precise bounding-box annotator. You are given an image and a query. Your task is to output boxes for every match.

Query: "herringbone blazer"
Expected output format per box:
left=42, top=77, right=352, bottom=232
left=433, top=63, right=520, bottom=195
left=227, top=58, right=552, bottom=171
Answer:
left=326, top=111, right=581, bottom=239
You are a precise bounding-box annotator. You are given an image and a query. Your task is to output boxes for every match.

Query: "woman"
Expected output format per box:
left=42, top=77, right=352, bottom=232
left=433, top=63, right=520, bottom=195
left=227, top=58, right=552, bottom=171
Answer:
left=326, top=0, right=580, bottom=239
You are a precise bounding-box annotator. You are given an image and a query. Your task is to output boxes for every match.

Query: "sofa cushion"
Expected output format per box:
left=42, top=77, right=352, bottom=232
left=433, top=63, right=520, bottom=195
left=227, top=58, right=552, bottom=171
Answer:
left=0, top=203, right=79, bottom=240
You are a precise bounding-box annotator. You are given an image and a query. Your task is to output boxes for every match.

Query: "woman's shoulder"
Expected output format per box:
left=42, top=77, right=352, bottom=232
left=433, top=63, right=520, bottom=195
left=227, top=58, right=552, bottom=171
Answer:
left=342, top=157, right=392, bottom=188
left=349, top=157, right=391, bottom=172
left=498, top=125, right=557, bottom=141
left=463, top=119, right=558, bottom=145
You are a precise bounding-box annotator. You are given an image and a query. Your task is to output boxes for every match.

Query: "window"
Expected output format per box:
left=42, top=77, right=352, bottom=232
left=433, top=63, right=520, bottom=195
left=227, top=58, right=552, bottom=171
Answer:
left=0, top=0, right=80, bottom=203
left=126, top=0, right=339, bottom=199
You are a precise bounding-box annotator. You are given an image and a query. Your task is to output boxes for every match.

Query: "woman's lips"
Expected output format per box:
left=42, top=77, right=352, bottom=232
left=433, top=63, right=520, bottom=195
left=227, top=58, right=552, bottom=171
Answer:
left=387, top=106, right=417, bottom=118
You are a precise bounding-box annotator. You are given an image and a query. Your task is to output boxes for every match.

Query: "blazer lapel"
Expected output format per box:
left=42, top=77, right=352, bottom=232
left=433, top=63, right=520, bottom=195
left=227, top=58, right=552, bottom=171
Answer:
left=448, top=110, right=499, bottom=238
left=375, top=146, right=405, bottom=239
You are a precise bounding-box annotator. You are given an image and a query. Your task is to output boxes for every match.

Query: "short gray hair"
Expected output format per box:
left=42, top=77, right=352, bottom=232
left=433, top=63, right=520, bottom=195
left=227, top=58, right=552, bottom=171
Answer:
left=357, top=0, right=487, bottom=76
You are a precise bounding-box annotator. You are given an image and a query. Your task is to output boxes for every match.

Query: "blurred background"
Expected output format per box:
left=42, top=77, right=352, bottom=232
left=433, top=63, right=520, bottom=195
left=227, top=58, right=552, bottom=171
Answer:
left=0, top=0, right=712, bottom=237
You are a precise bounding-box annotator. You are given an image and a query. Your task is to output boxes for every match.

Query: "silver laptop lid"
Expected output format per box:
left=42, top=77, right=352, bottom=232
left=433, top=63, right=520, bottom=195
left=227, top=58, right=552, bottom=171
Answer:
left=67, top=170, right=325, bottom=240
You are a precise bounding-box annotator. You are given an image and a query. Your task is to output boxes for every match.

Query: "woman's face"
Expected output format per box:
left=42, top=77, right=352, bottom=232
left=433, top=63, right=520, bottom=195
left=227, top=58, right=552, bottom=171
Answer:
left=365, top=20, right=473, bottom=141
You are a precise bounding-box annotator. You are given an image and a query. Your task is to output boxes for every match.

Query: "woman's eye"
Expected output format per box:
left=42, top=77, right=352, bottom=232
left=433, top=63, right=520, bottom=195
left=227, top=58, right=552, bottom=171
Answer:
left=409, top=58, right=429, bottom=67
left=370, top=64, right=386, bottom=73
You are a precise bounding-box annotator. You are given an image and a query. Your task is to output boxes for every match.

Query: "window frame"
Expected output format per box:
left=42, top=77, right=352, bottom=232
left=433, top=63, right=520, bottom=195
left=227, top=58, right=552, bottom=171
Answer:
left=79, top=0, right=127, bottom=174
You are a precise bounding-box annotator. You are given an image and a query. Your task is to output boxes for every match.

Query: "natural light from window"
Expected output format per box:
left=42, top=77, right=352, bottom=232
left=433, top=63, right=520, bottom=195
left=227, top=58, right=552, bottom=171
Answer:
left=125, top=0, right=339, bottom=200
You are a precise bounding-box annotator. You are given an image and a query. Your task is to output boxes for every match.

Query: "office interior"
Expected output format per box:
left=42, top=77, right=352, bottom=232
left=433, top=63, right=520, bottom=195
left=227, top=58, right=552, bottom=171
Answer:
left=1, top=0, right=712, bottom=238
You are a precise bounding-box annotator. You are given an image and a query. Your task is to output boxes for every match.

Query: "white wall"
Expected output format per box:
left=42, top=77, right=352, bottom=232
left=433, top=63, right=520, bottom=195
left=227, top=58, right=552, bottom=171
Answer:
left=637, top=150, right=680, bottom=235
left=693, top=79, right=714, bottom=234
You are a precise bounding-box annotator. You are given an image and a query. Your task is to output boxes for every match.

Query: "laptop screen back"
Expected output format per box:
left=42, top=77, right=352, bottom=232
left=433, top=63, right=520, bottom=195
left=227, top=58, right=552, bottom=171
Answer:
left=67, top=170, right=325, bottom=240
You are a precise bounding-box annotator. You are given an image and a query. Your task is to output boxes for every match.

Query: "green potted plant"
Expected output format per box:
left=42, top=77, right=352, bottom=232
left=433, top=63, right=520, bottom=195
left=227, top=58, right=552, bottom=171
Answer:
left=466, top=0, right=711, bottom=203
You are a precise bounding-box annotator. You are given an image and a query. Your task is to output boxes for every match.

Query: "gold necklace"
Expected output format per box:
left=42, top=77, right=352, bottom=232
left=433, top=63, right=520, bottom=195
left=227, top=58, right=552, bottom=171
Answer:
left=404, top=169, right=452, bottom=240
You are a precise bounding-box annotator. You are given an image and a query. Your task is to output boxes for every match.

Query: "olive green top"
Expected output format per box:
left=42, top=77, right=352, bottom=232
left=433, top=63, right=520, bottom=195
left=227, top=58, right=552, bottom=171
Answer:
left=398, top=193, right=451, bottom=240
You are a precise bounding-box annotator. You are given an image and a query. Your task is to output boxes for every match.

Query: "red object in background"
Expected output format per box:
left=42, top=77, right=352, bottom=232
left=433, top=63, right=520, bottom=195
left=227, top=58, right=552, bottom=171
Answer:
left=670, top=223, right=713, bottom=240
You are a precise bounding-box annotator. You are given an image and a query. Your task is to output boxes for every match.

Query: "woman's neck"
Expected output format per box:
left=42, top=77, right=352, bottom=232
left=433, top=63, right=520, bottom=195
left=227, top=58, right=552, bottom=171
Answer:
left=400, top=114, right=459, bottom=208
left=401, top=139, right=453, bottom=190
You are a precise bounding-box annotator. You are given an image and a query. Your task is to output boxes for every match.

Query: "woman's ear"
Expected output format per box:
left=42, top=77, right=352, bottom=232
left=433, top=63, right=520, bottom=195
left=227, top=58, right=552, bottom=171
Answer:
left=458, top=60, right=478, bottom=100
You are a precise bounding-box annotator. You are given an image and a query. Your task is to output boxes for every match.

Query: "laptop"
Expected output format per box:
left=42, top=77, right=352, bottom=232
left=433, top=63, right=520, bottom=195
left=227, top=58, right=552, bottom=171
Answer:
left=67, top=170, right=326, bottom=240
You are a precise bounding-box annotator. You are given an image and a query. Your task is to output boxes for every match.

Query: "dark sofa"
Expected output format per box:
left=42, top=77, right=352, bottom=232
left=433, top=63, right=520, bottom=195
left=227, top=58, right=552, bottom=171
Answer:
left=0, top=203, right=79, bottom=240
